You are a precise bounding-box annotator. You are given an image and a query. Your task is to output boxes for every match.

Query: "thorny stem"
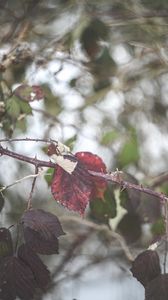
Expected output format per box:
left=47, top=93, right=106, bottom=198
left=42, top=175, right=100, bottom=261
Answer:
left=0, top=144, right=56, bottom=168
left=89, top=170, right=168, bottom=203
left=0, top=144, right=168, bottom=204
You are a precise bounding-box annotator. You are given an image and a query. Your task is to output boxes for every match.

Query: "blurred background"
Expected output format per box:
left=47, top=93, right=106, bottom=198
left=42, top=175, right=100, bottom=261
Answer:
left=1, top=0, right=168, bottom=299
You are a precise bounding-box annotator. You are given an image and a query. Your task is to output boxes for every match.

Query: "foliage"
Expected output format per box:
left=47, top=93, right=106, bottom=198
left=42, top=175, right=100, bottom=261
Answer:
left=0, top=0, right=168, bottom=299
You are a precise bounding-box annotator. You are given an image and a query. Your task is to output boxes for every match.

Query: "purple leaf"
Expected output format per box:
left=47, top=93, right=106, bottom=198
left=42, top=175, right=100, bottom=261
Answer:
left=131, top=250, right=161, bottom=287
left=18, top=244, right=50, bottom=289
left=21, top=209, right=65, bottom=239
left=145, top=274, right=168, bottom=300
left=23, top=227, right=59, bottom=255
left=0, top=227, right=13, bottom=259
left=0, top=256, right=37, bottom=300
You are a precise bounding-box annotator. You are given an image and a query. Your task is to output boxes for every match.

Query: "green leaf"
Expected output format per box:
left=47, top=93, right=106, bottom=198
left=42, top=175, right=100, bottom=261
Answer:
left=44, top=168, right=55, bottom=186
left=151, top=217, right=165, bottom=237
left=16, top=118, right=27, bottom=132
left=6, top=96, right=21, bottom=119
left=101, top=130, right=119, bottom=145
left=19, top=100, right=32, bottom=115
left=90, top=184, right=116, bottom=224
left=64, top=134, right=77, bottom=149
left=119, top=130, right=139, bottom=167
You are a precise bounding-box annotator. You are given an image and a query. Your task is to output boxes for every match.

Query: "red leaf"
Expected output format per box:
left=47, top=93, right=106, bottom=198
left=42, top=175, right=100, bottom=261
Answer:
left=75, top=152, right=107, bottom=198
left=51, top=151, right=107, bottom=215
left=31, top=85, right=44, bottom=100
left=51, top=162, right=92, bottom=215
left=13, top=84, right=44, bottom=102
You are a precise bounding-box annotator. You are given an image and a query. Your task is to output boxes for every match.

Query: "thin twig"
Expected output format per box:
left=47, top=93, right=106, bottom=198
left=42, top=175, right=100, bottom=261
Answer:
left=60, top=215, right=133, bottom=262
left=151, top=173, right=168, bottom=188
left=0, top=172, right=42, bottom=193
left=32, top=108, right=61, bottom=124
left=27, top=164, right=39, bottom=209
left=0, top=137, right=59, bottom=144
left=51, top=233, right=90, bottom=280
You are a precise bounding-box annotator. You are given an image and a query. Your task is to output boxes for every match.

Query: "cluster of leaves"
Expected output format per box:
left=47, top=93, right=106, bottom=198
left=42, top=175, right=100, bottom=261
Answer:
left=0, top=209, right=65, bottom=300
left=46, top=144, right=164, bottom=243
left=0, top=83, right=44, bottom=136
left=131, top=250, right=168, bottom=300
left=0, top=141, right=167, bottom=299
left=0, top=0, right=168, bottom=299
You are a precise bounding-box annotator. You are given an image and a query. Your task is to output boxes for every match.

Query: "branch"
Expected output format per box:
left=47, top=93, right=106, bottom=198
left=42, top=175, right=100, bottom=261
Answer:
left=89, top=170, right=168, bottom=202
left=0, top=137, right=59, bottom=144
left=101, top=9, right=168, bottom=22
left=151, top=172, right=168, bottom=188
left=27, top=165, right=39, bottom=209
left=60, top=215, right=133, bottom=262
left=0, top=144, right=168, bottom=204
left=0, top=144, right=55, bottom=168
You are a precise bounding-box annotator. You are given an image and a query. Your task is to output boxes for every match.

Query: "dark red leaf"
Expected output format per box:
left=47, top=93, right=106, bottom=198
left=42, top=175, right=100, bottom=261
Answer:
left=75, top=152, right=107, bottom=198
left=0, top=256, right=37, bottom=300
left=18, top=244, right=50, bottom=289
left=21, top=209, right=65, bottom=239
left=131, top=250, right=161, bottom=287
left=145, top=274, right=168, bottom=300
left=13, top=84, right=44, bottom=102
left=23, top=227, right=59, bottom=254
left=31, top=85, right=44, bottom=100
left=0, top=227, right=13, bottom=259
left=51, top=162, right=93, bottom=215
left=50, top=150, right=107, bottom=215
